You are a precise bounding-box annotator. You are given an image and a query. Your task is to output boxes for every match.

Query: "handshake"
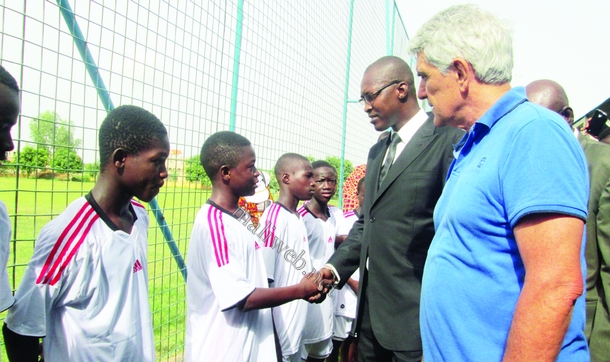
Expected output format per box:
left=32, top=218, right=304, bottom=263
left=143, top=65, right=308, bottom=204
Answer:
left=299, top=267, right=336, bottom=304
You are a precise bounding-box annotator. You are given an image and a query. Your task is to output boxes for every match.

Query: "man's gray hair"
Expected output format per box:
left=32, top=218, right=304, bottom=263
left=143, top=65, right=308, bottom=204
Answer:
left=408, top=4, right=513, bottom=84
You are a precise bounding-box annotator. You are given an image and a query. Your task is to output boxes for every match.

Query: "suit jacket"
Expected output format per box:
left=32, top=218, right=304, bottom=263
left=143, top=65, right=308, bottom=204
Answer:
left=328, top=114, right=464, bottom=352
left=580, top=134, right=610, bottom=362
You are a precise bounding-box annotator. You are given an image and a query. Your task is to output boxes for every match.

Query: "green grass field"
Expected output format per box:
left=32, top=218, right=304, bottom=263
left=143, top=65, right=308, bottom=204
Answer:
left=0, top=176, right=210, bottom=361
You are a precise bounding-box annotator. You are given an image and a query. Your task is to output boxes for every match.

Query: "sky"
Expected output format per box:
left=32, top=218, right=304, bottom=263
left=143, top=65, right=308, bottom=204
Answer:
left=396, top=0, right=610, bottom=119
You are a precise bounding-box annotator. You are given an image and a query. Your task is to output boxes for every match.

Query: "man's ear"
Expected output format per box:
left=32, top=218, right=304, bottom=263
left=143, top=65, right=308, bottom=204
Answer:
left=112, top=149, right=128, bottom=175
left=220, top=165, right=231, bottom=182
left=397, top=81, right=409, bottom=102
left=452, top=58, right=473, bottom=92
left=562, top=106, right=575, bottom=125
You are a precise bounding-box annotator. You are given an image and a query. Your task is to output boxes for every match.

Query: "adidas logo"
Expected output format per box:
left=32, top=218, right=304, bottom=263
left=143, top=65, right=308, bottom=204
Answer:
left=133, top=259, right=143, bottom=273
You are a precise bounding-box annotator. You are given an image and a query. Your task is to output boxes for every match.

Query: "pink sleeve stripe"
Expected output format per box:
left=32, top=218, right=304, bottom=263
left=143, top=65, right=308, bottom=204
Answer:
left=131, top=200, right=146, bottom=209
left=343, top=211, right=355, bottom=217
left=297, top=206, right=307, bottom=216
left=37, top=203, right=97, bottom=285
left=208, top=206, right=229, bottom=267
left=264, top=203, right=281, bottom=247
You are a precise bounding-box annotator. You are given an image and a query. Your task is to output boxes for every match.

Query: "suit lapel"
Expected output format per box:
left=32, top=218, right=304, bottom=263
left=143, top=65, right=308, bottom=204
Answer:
left=368, top=138, right=388, bottom=199
left=374, top=115, right=437, bottom=203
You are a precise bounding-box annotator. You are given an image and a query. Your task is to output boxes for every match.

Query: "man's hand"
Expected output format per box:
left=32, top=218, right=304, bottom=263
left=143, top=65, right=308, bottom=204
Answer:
left=299, top=271, right=334, bottom=303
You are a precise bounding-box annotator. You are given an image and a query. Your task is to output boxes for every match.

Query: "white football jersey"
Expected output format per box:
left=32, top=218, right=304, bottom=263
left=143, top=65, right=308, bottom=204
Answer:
left=298, top=205, right=340, bottom=344
left=335, top=210, right=360, bottom=318
left=185, top=202, right=275, bottom=362
left=259, top=202, right=311, bottom=355
left=5, top=194, right=154, bottom=362
left=0, top=201, right=14, bottom=312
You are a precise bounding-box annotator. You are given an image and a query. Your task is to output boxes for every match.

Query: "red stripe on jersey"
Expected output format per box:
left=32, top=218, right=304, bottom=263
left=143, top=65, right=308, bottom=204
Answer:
left=297, top=206, right=307, bottom=217
left=344, top=211, right=355, bottom=218
left=208, top=206, right=229, bottom=267
left=36, top=203, right=98, bottom=286
left=49, top=213, right=99, bottom=286
left=131, top=200, right=146, bottom=209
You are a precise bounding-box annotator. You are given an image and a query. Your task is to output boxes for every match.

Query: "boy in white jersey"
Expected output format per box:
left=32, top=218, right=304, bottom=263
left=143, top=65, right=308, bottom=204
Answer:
left=328, top=176, right=364, bottom=362
left=0, top=66, right=19, bottom=317
left=3, top=105, right=170, bottom=361
left=186, top=132, right=329, bottom=362
left=259, top=153, right=315, bottom=362
left=298, top=161, right=343, bottom=362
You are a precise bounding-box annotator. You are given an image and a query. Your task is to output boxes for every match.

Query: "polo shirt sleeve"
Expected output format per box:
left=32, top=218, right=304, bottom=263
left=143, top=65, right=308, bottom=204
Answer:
left=501, top=117, right=589, bottom=228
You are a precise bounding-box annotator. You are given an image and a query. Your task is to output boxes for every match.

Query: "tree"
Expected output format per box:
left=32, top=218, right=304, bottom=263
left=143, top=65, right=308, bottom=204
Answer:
left=19, top=146, right=50, bottom=177
left=29, top=111, right=81, bottom=153
left=83, top=162, right=100, bottom=181
left=52, top=147, right=83, bottom=173
left=325, top=155, right=354, bottom=182
left=184, top=155, right=211, bottom=186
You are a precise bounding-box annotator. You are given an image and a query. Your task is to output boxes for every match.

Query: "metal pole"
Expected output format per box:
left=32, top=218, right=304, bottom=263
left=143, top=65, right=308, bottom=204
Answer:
left=56, top=0, right=187, bottom=281
left=229, top=0, right=245, bottom=131
left=338, top=0, right=356, bottom=209
left=386, top=0, right=392, bottom=55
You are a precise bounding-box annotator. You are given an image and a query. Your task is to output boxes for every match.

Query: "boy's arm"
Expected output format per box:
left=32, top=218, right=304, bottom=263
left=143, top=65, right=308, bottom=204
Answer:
left=346, top=277, right=359, bottom=293
left=3, top=323, right=41, bottom=362
left=237, top=273, right=331, bottom=311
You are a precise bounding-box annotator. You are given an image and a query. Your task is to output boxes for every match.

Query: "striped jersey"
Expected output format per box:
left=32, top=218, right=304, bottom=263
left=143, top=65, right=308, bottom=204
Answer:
left=259, top=202, right=311, bottom=355
left=5, top=193, right=154, bottom=362
left=298, top=205, right=342, bottom=344
left=335, top=210, right=360, bottom=319
left=185, top=202, right=274, bottom=362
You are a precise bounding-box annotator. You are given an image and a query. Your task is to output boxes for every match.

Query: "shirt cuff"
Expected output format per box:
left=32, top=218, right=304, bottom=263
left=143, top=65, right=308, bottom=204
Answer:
left=323, top=263, right=341, bottom=285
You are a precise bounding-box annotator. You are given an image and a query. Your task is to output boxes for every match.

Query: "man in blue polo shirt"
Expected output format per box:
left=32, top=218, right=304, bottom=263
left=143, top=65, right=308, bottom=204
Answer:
left=408, top=4, right=590, bottom=362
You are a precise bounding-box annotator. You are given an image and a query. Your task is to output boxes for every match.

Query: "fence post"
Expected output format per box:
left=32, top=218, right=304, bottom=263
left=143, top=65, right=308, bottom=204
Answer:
left=56, top=0, right=187, bottom=281
left=229, top=0, right=245, bottom=132
left=338, top=0, right=356, bottom=210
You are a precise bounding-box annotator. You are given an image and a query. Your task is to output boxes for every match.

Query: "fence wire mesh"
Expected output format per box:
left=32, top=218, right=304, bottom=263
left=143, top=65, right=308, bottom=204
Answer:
left=0, top=0, right=412, bottom=359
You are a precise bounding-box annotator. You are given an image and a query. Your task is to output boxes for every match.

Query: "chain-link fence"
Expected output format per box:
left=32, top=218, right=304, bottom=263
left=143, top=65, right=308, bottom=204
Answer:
left=0, top=0, right=412, bottom=359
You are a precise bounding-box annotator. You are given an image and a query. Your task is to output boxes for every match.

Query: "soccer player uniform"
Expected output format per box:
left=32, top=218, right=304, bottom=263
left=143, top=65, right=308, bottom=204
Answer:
left=333, top=209, right=360, bottom=341
left=0, top=201, right=14, bottom=312
left=298, top=204, right=341, bottom=359
left=5, top=193, right=155, bottom=362
left=259, top=202, right=311, bottom=361
left=185, top=201, right=275, bottom=362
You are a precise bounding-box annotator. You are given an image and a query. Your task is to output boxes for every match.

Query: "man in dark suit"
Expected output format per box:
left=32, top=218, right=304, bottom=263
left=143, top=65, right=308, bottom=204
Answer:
left=527, top=79, right=610, bottom=362
left=319, top=56, right=463, bottom=361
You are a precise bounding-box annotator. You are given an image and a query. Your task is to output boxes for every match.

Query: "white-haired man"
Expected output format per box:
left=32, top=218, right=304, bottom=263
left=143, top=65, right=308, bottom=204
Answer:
left=409, top=4, right=589, bottom=362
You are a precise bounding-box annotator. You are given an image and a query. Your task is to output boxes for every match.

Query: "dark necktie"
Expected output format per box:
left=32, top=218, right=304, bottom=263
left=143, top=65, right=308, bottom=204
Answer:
left=378, top=133, right=401, bottom=189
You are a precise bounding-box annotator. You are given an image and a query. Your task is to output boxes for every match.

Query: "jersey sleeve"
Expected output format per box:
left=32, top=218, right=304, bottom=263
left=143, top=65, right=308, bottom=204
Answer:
left=0, top=202, right=14, bottom=312
left=258, top=204, right=283, bottom=283
left=5, top=224, right=64, bottom=337
left=337, top=214, right=356, bottom=236
left=501, top=117, right=589, bottom=228
left=193, top=209, right=256, bottom=311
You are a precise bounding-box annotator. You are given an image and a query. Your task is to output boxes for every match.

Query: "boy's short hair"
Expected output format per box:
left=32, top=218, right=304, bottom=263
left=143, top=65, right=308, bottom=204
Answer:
left=274, top=153, right=310, bottom=180
left=0, top=65, right=19, bottom=93
left=99, top=105, right=167, bottom=170
left=200, top=131, right=251, bottom=180
left=311, top=160, right=336, bottom=173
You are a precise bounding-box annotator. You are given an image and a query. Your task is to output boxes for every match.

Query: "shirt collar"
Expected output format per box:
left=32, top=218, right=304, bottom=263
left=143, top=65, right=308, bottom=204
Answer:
left=475, top=86, right=528, bottom=130
left=392, top=108, right=428, bottom=143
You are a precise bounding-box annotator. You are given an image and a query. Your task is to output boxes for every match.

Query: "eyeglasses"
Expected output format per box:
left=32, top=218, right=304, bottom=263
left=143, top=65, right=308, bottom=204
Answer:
left=359, top=80, right=402, bottom=105
left=555, top=106, right=571, bottom=119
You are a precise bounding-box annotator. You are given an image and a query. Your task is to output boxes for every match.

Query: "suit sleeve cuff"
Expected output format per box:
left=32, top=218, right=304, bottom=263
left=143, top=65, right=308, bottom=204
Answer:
left=323, top=263, right=341, bottom=285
